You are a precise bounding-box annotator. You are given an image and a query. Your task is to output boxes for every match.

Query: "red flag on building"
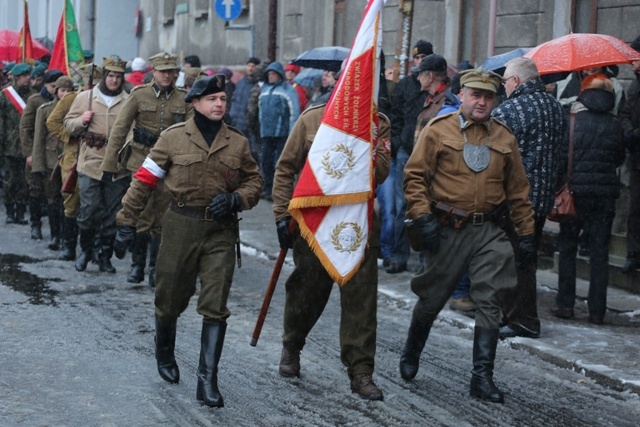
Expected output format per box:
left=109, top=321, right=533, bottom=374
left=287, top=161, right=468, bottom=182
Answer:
left=18, top=0, right=34, bottom=62
left=288, top=0, right=386, bottom=285
left=49, top=0, right=84, bottom=76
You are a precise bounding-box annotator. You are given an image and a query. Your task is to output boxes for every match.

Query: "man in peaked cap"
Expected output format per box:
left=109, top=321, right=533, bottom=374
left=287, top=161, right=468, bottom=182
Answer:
left=114, top=74, right=262, bottom=407
left=1, top=62, right=37, bottom=224
left=20, top=68, right=65, bottom=239
left=101, top=51, right=193, bottom=287
left=399, top=68, right=535, bottom=404
left=64, top=55, right=130, bottom=274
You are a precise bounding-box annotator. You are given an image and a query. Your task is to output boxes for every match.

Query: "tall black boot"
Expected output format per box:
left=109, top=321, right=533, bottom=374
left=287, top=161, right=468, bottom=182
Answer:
left=148, top=235, right=161, bottom=288
left=59, top=217, right=78, bottom=261
left=98, top=234, right=117, bottom=274
left=29, top=197, right=43, bottom=239
left=127, top=233, right=148, bottom=283
left=75, top=228, right=95, bottom=271
left=469, top=326, right=504, bottom=403
left=196, top=320, right=227, bottom=408
left=15, top=203, right=28, bottom=225
left=155, top=317, right=180, bottom=384
left=399, top=302, right=436, bottom=380
left=47, top=203, right=63, bottom=250
left=92, top=233, right=101, bottom=264
left=5, top=203, right=17, bottom=224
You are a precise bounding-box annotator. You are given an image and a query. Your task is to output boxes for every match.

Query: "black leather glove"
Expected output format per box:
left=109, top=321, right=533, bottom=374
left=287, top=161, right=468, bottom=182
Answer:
left=114, top=225, right=136, bottom=259
left=518, top=235, right=537, bottom=268
left=208, top=192, right=242, bottom=219
left=276, top=217, right=295, bottom=249
left=415, top=214, right=440, bottom=254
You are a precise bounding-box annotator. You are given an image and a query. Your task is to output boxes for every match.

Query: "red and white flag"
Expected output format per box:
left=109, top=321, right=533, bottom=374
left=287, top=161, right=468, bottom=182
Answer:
left=288, top=0, right=386, bottom=285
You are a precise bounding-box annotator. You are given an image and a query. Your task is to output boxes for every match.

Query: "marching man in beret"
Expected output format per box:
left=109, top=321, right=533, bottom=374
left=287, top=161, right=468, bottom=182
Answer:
left=114, top=75, right=262, bottom=408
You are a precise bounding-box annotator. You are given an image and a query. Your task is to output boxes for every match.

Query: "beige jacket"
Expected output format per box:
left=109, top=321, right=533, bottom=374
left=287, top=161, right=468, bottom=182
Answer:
left=64, top=88, right=129, bottom=181
left=32, top=100, right=63, bottom=172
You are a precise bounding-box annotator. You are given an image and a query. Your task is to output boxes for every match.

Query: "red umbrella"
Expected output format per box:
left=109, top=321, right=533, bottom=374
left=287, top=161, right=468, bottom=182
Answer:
left=0, top=29, right=50, bottom=63
left=524, top=33, right=640, bottom=74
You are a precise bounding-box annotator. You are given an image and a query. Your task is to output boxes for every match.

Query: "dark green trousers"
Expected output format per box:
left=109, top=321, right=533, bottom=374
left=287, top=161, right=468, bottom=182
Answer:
left=410, top=221, right=516, bottom=329
left=283, top=238, right=378, bottom=378
left=154, top=209, right=236, bottom=326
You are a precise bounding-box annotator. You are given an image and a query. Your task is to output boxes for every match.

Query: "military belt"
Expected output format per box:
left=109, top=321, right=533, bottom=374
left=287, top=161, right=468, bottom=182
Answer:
left=432, top=201, right=495, bottom=231
left=81, top=132, right=108, bottom=149
left=170, top=201, right=215, bottom=221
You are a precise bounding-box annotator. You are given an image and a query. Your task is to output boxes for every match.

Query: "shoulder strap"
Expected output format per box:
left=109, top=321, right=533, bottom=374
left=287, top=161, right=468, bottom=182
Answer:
left=567, top=113, right=575, bottom=184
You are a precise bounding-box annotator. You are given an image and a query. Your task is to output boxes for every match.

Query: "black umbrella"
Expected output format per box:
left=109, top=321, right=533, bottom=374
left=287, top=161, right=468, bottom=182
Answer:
left=291, top=46, right=350, bottom=72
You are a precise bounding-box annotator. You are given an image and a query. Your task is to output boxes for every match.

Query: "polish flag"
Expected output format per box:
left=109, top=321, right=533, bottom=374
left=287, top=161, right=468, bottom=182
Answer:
left=288, top=0, right=386, bottom=285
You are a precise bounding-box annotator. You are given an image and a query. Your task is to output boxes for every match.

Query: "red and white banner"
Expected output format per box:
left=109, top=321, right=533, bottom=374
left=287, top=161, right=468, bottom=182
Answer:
left=2, top=86, right=27, bottom=115
left=288, top=0, right=385, bottom=285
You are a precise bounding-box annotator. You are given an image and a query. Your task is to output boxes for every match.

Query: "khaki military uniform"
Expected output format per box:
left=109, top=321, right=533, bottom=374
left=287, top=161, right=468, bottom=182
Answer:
left=32, top=100, right=64, bottom=205
left=117, top=118, right=263, bottom=324
left=272, top=105, right=390, bottom=378
left=404, top=111, right=534, bottom=328
left=46, top=91, right=80, bottom=217
left=20, top=92, right=51, bottom=200
left=102, top=83, right=194, bottom=234
left=1, top=83, right=37, bottom=217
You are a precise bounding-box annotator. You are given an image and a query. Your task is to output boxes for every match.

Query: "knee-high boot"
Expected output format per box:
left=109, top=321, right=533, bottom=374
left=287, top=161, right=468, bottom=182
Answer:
left=148, top=235, right=161, bottom=288
left=29, top=197, right=43, bottom=240
left=127, top=233, right=148, bottom=283
left=47, top=203, right=63, bottom=250
left=155, top=317, right=179, bottom=384
left=5, top=203, right=16, bottom=224
left=469, top=326, right=504, bottom=403
left=399, top=301, right=436, bottom=380
left=75, top=228, right=95, bottom=271
left=98, top=234, right=117, bottom=273
left=196, top=320, right=227, bottom=408
left=60, top=217, right=78, bottom=260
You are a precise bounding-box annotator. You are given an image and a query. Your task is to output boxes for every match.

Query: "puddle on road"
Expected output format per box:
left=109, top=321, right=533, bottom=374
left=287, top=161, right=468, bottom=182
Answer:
left=0, top=254, right=59, bottom=305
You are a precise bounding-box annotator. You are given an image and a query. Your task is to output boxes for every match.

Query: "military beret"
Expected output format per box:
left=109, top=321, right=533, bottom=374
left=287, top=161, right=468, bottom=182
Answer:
left=30, top=65, right=46, bottom=79
left=149, top=52, right=179, bottom=71
left=459, top=68, right=502, bottom=93
left=11, top=63, right=32, bottom=77
left=185, top=74, right=226, bottom=102
left=3, top=62, right=16, bottom=74
left=54, top=76, right=74, bottom=90
left=411, top=54, right=447, bottom=74
left=83, top=49, right=94, bottom=60
left=44, top=69, right=64, bottom=84
left=102, top=55, right=127, bottom=73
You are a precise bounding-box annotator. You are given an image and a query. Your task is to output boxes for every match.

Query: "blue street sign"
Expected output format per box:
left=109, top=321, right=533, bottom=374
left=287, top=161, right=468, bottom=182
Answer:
left=214, top=0, right=243, bottom=21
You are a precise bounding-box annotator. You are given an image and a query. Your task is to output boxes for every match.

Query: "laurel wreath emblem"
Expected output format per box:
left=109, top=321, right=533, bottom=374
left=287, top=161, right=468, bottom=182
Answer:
left=321, top=144, right=356, bottom=179
left=331, top=221, right=364, bottom=253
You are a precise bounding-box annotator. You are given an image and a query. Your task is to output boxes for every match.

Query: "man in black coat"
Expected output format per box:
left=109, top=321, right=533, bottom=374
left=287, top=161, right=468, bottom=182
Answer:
left=492, top=57, right=566, bottom=339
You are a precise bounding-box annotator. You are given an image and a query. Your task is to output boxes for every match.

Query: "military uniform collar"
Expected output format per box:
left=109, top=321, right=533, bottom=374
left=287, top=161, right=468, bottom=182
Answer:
left=457, top=111, right=491, bottom=132
left=151, top=82, right=175, bottom=98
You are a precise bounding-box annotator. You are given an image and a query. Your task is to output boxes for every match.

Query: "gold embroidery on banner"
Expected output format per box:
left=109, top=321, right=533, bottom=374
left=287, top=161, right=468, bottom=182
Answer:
left=321, top=143, right=356, bottom=179
left=331, top=221, right=364, bottom=253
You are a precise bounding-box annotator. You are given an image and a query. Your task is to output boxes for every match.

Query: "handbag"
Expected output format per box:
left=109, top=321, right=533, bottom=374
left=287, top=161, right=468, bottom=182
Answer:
left=547, top=114, right=576, bottom=222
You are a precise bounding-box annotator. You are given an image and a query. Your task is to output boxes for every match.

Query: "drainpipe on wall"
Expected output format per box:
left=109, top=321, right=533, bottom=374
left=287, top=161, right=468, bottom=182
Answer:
left=487, top=0, right=497, bottom=58
left=268, top=0, right=278, bottom=63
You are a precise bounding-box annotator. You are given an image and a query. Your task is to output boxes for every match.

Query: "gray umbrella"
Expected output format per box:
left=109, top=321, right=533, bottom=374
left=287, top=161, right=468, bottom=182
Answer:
left=291, top=46, right=350, bottom=72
